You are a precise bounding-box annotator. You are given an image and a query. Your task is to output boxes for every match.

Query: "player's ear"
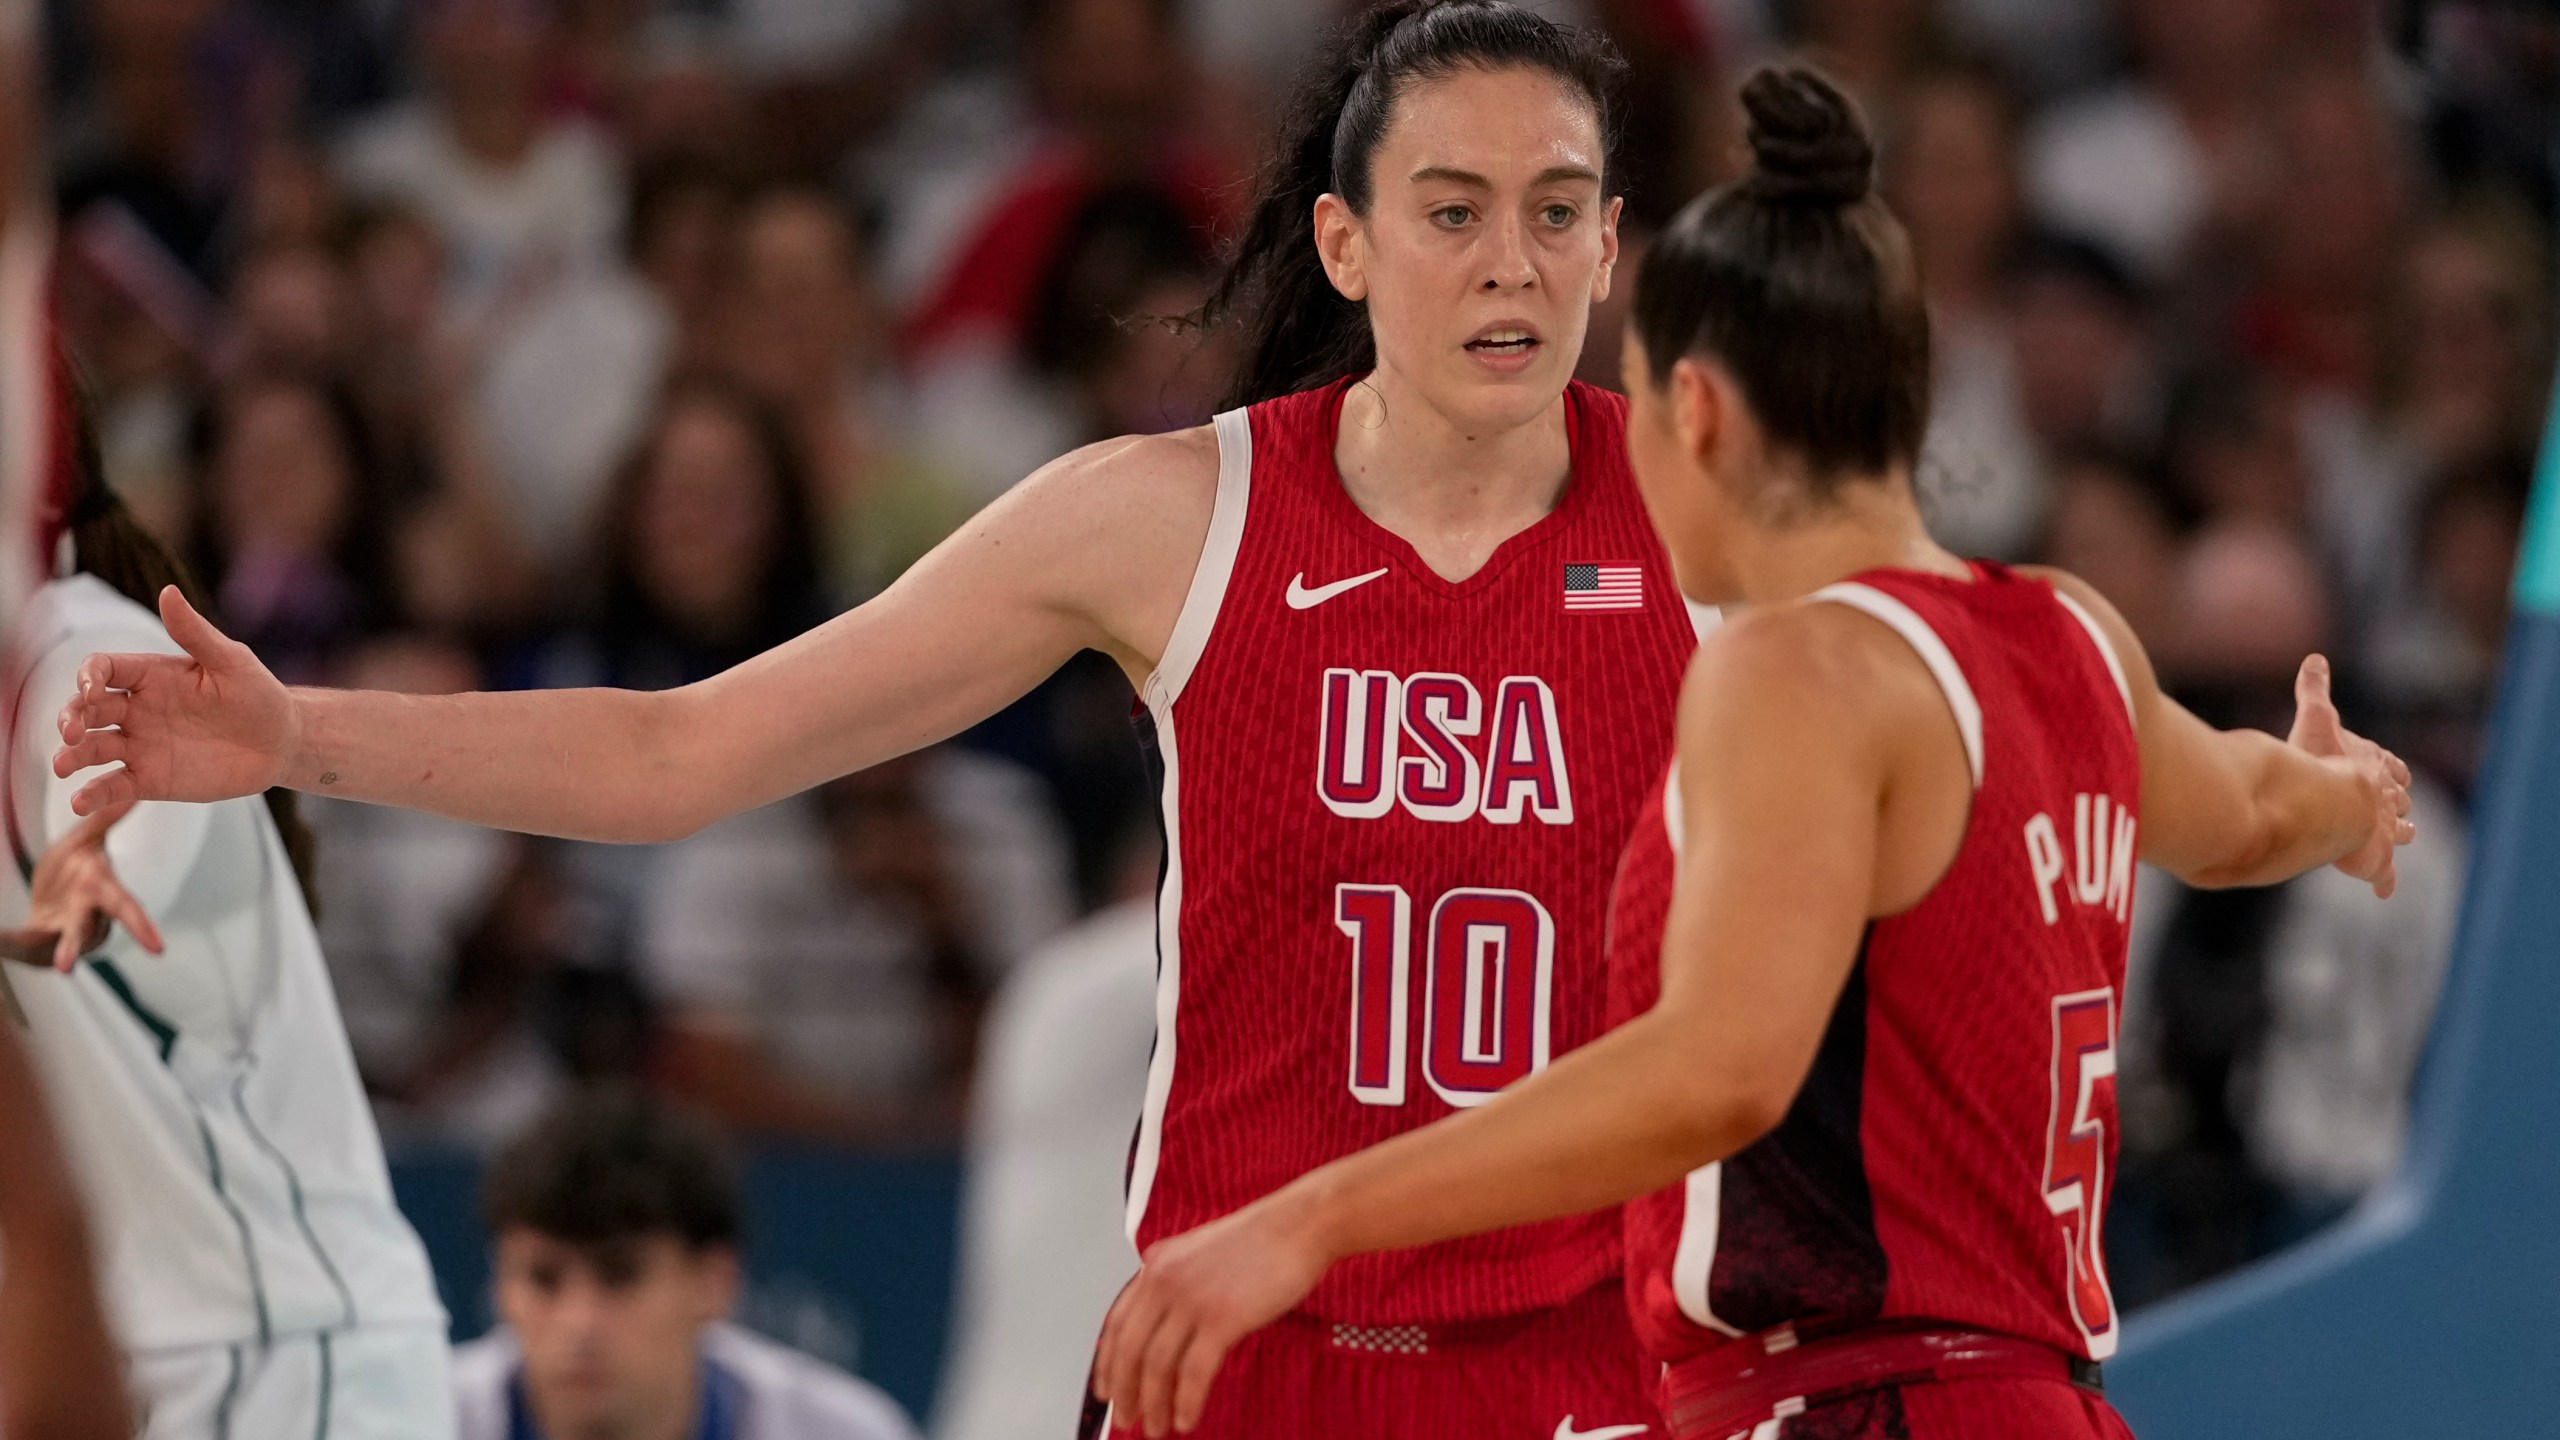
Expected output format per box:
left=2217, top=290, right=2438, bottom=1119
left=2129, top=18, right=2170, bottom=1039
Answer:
left=1315, top=193, right=1368, bottom=302
left=1670, top=356, right=1723, bottom=469
left=1591, top=195, right=1624, bottom=303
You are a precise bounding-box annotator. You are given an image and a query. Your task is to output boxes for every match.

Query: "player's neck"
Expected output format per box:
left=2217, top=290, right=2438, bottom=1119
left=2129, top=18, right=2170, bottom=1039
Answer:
left=1331, top=371, right=1573, bottom=583
left=1725, top=476, right=1968, bottom=605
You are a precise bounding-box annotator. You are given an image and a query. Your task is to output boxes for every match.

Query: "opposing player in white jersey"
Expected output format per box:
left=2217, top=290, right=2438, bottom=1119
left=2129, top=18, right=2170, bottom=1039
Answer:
left=4, top=369, right=455, bottom=1440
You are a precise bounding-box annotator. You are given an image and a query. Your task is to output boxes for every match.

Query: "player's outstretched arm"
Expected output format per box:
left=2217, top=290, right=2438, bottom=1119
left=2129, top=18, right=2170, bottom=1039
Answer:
left=1096, top=608, right=1906, bottom=1436
left=2025, top=569, right=2414, bottom=897
left=0, top=1025, right=133, bottom=1440
left=53, top=432, right=1214, bottom=842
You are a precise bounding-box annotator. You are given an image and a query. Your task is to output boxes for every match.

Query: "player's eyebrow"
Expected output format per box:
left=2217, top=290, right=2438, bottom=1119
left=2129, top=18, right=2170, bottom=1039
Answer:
left=1409, top=164, right=1602, bottom=189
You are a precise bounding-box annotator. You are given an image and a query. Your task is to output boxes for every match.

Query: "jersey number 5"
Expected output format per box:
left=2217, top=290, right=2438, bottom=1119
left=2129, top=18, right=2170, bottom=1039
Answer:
left=1336, top=883, right=1555, bottom=1110
left=2044, top=988, right=2121, bottom=1358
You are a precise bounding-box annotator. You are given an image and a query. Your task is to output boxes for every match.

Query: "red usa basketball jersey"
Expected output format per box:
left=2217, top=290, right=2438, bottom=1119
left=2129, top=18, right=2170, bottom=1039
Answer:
left=1131, top=378, right=1696, bottom=1322
left=1609, top=562, right=2141, bottom=1365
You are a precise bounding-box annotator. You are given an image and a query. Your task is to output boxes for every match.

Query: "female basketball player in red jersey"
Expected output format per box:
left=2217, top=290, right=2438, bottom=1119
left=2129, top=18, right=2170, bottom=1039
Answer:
left=1095, top=69, right=2417, bottom=1439
left=55, top=5, right=1697, bottom=1435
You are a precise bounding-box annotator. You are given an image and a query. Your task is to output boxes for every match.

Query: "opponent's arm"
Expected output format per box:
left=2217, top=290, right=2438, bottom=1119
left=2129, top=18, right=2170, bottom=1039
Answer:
left=1096, top=610, right=1903, bottom=1435
left=2024, top=568, right=2412, bottom=896
left=55, top=433, right=1212, bottom=841
left=0, top=1028, right=133, bottom=1440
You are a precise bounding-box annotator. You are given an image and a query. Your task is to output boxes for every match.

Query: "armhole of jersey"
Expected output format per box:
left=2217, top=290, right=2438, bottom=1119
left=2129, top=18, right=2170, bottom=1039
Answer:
left=1809, top=582, right=1985, bottom=789
left=1141, top=408, right=1254, bottom=710
left=2050, top=589, right=2136, bottom=726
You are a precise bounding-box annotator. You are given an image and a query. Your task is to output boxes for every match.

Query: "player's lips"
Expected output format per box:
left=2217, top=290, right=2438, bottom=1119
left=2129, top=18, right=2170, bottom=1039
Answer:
left=1463, top=321, right=1543, bottom=372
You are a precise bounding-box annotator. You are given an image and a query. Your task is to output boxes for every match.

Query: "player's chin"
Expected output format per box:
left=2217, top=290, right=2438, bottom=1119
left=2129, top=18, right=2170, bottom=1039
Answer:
left=1442, top=354, right=1573, bottom=424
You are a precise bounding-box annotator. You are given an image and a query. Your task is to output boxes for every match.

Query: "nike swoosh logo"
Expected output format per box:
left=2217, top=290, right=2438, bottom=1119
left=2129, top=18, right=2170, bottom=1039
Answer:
left=1554, top=1422, right=1650, bottom=1440
left=1286, top=567, right=1390, bottom=609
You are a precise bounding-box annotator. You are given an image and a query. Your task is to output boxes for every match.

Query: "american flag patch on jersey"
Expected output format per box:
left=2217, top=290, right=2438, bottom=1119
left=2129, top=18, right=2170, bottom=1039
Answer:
left=1563, top=563, right=1644, bottom=611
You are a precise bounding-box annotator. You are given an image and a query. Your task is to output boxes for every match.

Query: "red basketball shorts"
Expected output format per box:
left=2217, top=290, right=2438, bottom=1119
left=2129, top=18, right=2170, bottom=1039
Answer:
left=1098, top=1281, right=1662, bottom=1440
left=1693, top=1375, right=2135, bottom=1439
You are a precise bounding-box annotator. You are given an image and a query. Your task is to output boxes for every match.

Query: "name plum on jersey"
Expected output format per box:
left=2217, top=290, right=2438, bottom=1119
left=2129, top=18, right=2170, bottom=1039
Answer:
left=2024, top=792, right=2137, bottom=926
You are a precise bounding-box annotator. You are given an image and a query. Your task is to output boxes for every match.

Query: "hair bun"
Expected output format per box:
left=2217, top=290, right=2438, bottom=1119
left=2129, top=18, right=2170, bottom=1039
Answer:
left=1741, top=67, right=1873, bottom=204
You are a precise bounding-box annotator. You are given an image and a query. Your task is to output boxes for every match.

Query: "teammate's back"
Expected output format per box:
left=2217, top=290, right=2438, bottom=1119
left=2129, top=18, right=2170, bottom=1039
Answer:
left=1613, top=561, right=2139, bottom=1366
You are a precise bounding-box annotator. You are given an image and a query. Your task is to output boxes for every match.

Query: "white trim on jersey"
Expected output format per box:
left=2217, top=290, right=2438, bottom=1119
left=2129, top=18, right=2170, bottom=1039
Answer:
left=1125, top=407, right=1255, bottom=1240
left=1145, top=408, right=1255, bottom=706
left=1671, top=1160, right=1745, bottom=1338
left=2049, top=590, right=2135, bottom=724
left=1659, top=762, right=1747, bottom=1339
left=1809, top=583, right=1985, bottom=789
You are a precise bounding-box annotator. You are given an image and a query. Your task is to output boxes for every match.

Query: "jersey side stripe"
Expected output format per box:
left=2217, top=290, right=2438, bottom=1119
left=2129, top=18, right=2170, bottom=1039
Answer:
left=1125, top=409, right=1252, bottom=1239
left=1810, top=583, right=1986, bottom=789
left=1672, top=1161, right=1744, bottom=1337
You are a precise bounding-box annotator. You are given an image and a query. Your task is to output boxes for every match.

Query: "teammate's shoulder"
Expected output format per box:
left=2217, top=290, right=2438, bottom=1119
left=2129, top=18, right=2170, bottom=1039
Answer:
left=1695, top=596, right=1921, bottom=689
left=701, top=1323, right=921, bottom=1440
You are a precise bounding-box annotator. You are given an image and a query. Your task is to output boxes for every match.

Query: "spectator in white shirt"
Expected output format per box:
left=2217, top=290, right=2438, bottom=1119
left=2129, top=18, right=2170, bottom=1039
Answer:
left=452, top=1091, right=919, bottom=1440
left=335, top=0, right=625, bottom=331
left=643, top=748, right=1074, bottom=1147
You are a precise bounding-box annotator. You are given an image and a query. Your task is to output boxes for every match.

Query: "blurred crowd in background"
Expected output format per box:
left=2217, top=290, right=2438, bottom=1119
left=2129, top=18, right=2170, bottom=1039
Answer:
left=36, top=0, right=2550, bottom=1316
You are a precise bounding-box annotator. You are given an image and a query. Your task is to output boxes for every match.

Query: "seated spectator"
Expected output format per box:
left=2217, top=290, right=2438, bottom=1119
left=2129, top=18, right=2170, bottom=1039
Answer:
left=474, top=156, right=746, bottom=578
left=451, top=1091, right=919, bottom=1440
left=2003, top=233, right=2160, bottom=461
left=1021, top=182, right=1233, bottom=444
left=717, top=185, right=977, bottom=596
left=510, top=375, right=833, bottom=693
left=1887, top=61, right=2044, bottom=558
left=2035, top=447, right=2187, bottom=657
left=188, top=369, right=399, bottom=682
left=334, top=0, right=624, bottom=331
left=2023, top=0, right=2283, bottom=283
left=2363, top=455, right=2532, bottom=798
left=642, top=748, right=1074, bottom=1149
left=2379, top=202, right=2551, bottom=484
left=934, top=835, right=1155, bottom=1440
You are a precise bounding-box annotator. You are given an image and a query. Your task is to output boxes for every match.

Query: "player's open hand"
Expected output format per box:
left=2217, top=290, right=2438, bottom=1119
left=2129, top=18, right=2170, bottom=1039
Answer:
left=2286, top=654, right=2415, bottom=898
left=51, top=586, right=297, bottom=815
left=21, top=797, right=163, bottom=971
left=1094, top=1191, right=1335, bottom=1436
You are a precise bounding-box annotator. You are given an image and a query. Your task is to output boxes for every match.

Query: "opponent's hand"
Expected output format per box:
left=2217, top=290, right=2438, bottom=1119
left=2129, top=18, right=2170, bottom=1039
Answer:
left=23, top=797, right=163, bottom=971
left=1094, top=1192, right=1335, bottom=1436
left=51, top=587, right=297, bottom=815
left=2287, top=655, right=2414, bottom=898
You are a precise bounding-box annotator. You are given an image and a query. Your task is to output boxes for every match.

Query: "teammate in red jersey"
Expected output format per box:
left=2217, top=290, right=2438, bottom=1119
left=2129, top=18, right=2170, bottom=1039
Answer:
left=1095, top=68, right=2417, bottom=1439
left=52, top=4, right=1694, bottom=1435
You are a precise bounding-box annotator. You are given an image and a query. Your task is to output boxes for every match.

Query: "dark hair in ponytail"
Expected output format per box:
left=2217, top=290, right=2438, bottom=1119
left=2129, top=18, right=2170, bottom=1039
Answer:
left=1634, top=67, right=1931, bottom=497
left=55, top=359, right=322, bottom=910
left=1204, top=0, right=1626, bottom=409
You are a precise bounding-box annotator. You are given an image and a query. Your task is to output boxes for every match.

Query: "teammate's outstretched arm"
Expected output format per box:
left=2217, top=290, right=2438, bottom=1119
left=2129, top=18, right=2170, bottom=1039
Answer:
left=2027, top=568, right=2414, bottom=897
left=53, top=433, right=1213, bottom=841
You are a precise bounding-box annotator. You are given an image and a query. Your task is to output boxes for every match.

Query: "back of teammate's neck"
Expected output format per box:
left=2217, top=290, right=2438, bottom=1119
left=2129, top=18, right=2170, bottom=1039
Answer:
left=1728, top=478, right=1967, bottom=606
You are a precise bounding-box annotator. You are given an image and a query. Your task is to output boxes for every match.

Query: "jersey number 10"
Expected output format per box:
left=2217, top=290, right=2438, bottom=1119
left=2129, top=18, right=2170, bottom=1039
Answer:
left=1335, top=883, right=1555, bottom=1110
